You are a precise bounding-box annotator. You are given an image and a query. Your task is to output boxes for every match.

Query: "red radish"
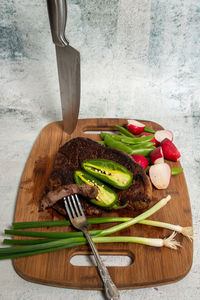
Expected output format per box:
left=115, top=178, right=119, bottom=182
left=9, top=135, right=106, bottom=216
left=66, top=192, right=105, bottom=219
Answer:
left=150, top=147, right=164, bottom=164
left=141, top=132, right=156, bottom=143
left=127, top=119, right=145, bottom=135
left=161, top=138, right=181, bottom=161
left=149, top=163, right=171, bottom=189
left=155, top=130, right=173, bottom=146
left=132, top=154, right=149, bottom=170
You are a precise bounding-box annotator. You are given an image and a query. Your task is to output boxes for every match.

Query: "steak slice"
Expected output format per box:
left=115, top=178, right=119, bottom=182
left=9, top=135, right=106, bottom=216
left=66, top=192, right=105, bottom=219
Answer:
left=41, top=137, right=152, bottom=216
left=39, top=184, right=98, bottom=211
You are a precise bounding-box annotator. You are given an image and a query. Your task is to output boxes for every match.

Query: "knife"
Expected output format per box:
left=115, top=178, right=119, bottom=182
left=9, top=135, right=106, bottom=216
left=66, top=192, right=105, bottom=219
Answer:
left=47, top=0, right=80, bottom=134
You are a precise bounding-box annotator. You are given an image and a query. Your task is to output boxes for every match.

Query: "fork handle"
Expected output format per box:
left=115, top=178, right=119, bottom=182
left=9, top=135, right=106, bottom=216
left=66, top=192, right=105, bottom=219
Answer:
left=82, top=228, right=120, bottom=300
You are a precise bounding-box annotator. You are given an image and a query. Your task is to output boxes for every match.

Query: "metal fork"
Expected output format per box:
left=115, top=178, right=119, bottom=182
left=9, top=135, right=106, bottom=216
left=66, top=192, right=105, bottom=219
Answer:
left=64, top=194, right=120, bottom=300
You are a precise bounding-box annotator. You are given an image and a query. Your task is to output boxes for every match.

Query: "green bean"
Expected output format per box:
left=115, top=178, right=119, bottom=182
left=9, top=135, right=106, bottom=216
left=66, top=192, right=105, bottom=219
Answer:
left=104, top=135, right=134, bottom=154
left=145, top=166, right=150, bottom=173
left=98, top=140, right=105, bottom=145
left=101, top=132, right=154, bottom=144
left=171, top=168, right=183, bottom=175
left=121, top=135, right=154, bottom=144
left=124, top=142, right=155, bottom=148
left=131, top=148, right=154, bottom=156
left=115, top=125, right=136, bottom=137
left=104, top=135, right=154, bottom=156
left=100, top=132, right=123, bottom=141
left=100, top=132, right=108, bottom=139
left=144, top=126, right=155, bottom=133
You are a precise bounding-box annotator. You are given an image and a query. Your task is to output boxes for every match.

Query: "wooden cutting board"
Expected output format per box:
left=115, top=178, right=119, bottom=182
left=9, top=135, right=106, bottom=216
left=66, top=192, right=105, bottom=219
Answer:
left=13, top=118, right=193, bottom=290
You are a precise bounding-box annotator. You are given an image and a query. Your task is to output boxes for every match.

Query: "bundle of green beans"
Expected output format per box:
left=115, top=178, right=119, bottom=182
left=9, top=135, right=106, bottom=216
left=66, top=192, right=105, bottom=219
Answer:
left=98, top=125, right=183, bottom=176
left=99, top=125, right=156, bottom=157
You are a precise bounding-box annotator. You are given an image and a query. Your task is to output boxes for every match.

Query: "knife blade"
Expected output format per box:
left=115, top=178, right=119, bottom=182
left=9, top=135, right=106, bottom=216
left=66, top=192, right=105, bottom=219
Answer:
left=47, top=0, right=80, bottom=134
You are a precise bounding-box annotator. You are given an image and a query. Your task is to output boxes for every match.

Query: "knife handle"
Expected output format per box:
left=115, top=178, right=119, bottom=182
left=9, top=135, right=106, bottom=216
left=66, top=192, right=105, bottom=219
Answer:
left=46, top=0, right=69, bottom=47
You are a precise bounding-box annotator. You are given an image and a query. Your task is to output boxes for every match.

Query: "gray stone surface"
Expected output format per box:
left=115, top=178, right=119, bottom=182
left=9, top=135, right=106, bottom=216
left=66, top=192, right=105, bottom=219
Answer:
left=0, top=0, right=199, bottom=299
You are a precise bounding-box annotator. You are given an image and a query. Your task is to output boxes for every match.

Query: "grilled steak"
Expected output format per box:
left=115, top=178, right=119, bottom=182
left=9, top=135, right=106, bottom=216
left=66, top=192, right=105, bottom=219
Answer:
left=41, top=137, right=152, bottom=216
left=39, top=184, right=98, bottom=211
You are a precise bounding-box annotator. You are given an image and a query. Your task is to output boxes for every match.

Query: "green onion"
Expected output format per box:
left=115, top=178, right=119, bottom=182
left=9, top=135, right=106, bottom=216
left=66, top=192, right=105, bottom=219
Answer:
left=10, top=218, right=193, bottom=240
left=0, top=233, right=180, bottom=260
left=3, top=238, right=57, bottom=245
left=0, top=242, right=82, bottom=260
left=0, top=238, right=77, bottom=255
left=93, top=234, right=180, bottom=249
left=12, top=220, right=71, bottom=229
left=4, top=229, right=101, bottom=239
left=139, top=220, right=193, bottom=240
left=8, top=196, right=170, bottom=242
left=12, top=217, right=132, bottom=229
left=1, top=195, right=187, bottom=261
left=95, top=195, right=171, bottom=237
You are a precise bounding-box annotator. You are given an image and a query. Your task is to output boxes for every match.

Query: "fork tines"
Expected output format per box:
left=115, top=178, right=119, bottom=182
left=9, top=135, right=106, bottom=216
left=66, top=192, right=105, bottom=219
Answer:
left=64, top=194, right=84, bottom=219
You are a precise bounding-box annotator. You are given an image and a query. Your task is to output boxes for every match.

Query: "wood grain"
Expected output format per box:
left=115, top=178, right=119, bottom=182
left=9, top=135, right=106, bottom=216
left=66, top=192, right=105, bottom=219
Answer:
left=13, top=119, right=193, bottom=289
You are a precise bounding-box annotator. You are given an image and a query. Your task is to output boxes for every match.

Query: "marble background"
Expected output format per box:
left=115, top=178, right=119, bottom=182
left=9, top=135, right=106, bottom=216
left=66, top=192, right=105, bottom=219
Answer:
left=0, top=0, right=200, bottom=299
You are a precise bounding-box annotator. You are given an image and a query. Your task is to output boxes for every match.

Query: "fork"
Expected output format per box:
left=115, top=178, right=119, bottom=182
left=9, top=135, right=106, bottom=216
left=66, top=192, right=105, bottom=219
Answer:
left=64, top=194, right=120, bottom=300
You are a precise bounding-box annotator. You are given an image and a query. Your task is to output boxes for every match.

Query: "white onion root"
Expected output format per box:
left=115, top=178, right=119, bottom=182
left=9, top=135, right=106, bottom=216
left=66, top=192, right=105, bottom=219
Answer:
left=181, top=226, right=194, bottom=241
left=163, top=232, right=181, bottom=249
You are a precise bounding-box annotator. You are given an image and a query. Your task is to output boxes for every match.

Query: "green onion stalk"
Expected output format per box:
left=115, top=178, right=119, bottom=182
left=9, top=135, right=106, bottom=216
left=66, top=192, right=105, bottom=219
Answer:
left=4, top=229, right=101, bottom=239
left=139, top=220, right=193, bottom=240
left=0, top=232, right=181, bottom=260
left=12, top=217, right=132, bottom=229
left=11, top=218, right=193, bottom=241
left=3, top=233, right=181, bottom=248
left=95, top=195, right=172, bottom=237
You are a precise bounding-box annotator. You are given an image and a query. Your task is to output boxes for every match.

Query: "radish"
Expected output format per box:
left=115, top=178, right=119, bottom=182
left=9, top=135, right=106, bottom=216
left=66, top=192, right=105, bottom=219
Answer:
left=141, top=132, right=156, bottom=143
left=161, top=138, right=181, bottom=161
left=150, top=147, right=164, bottom=164
left=132, top=154, right=149, bottom=170
left=149, top=163, right=171, bottom=189
left=127, top=120, right=145, bottom=135
left=155, top=130, right=173, bottom=145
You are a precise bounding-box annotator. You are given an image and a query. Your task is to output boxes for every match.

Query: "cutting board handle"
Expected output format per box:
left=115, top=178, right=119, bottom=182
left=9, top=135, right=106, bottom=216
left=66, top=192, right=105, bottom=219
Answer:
left=78, top=118, right=125, bottom=133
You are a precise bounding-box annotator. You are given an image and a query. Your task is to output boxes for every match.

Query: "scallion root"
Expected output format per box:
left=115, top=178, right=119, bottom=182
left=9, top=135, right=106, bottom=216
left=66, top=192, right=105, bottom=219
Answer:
left=139, top=220, right=194, bottom=241
left=181, top=226, right=194, bottom=241
left=163, top=232, right=181, bottom=249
